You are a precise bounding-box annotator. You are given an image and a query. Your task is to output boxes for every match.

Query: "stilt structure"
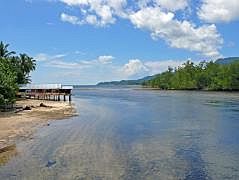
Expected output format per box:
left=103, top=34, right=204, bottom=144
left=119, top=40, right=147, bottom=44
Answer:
left=18, top=84, right=73, bottom=102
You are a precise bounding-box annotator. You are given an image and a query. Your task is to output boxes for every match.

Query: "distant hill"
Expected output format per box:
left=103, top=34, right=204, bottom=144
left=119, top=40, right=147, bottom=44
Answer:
left=215, top=57, right=239, bottom=65
left=97, top=75, right=156, bottom=86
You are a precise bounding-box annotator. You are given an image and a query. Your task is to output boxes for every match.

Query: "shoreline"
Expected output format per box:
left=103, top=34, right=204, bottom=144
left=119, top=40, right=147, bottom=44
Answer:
left=134, top=86, right=239, bottom=92
left=0, top=99, right=77, bottom=162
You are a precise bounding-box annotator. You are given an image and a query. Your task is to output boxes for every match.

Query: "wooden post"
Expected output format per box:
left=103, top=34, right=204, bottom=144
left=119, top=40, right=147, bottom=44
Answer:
left=58, top=95, right=60, bottom=101
left=69, top=94, right=72, bottom=102
left=64, top=95, right=66, bottom=101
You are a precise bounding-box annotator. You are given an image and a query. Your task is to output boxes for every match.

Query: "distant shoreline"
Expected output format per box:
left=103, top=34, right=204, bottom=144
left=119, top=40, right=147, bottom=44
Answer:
left=74, top=85, right=239, bottom=92
left=134, top=86, right=239, bottom=92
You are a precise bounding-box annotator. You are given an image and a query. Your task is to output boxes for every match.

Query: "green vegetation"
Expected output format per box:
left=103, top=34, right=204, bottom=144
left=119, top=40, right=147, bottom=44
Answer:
left=144, top=60, right=239, bottom=91
left=0, top=42, right=36, bottom=106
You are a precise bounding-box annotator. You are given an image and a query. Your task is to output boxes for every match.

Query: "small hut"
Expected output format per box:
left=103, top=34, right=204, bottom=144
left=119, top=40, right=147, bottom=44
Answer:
left=18, top=84, right=73, bottom=101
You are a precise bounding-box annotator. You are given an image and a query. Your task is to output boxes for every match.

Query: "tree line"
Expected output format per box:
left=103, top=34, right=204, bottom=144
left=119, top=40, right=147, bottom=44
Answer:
left=143, top=60, right=239, bottom=91
left=0, top=42, right=36, bottom=106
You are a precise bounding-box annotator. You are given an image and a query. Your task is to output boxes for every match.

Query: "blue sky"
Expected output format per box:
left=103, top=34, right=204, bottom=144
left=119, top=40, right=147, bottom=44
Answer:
left=1, top=0, right=239, bottom=85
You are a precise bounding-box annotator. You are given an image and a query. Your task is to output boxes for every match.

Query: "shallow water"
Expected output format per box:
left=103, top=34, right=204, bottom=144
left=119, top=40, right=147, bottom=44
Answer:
left=0, top=89, right=239, bottom=179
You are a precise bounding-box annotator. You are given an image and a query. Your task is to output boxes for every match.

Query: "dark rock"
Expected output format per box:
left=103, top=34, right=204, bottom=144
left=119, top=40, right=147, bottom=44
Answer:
left=40, top=103, right=48, bottom=107
left=23, top=106, right=31, bottom=110
left=46, top=160, right=56, bottom=168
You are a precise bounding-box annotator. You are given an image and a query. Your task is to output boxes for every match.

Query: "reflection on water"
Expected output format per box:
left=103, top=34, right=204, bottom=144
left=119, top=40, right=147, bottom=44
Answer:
left=0, top=89, right=239, bottom=179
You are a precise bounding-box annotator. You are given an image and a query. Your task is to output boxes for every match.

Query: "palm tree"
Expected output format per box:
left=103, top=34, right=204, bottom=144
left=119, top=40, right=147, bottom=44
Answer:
left=0, top=41, right=15, bottom=58
left=18, top=53, right=36, bottom=84
left=19, top=53, right=36, bottom=73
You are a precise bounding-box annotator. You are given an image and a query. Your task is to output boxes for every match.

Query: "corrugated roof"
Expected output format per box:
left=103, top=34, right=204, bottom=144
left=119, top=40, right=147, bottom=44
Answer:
left=19, top=84, right=73, bottom=90
left=62, top=86, right=73, bottom=90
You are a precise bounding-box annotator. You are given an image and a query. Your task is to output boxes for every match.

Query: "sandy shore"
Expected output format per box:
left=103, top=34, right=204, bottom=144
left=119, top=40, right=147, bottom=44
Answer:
left=0, top=99, right=77, bottom=157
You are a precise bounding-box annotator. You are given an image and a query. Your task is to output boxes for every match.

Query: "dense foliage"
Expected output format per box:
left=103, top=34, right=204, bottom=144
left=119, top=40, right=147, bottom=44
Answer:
left=0, top=42, right=36, bottom=106
left=144, top=60, right=239, bottom=91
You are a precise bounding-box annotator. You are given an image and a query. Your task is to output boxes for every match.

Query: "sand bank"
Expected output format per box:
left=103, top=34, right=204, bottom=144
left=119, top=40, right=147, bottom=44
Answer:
left=0, top=99, right=77, bottom=156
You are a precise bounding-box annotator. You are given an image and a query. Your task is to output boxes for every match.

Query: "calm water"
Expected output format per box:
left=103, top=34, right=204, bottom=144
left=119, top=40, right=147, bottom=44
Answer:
left=0, top=88, right=239, bottom=179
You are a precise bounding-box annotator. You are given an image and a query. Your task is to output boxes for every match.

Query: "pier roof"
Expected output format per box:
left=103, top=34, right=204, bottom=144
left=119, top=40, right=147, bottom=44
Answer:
left=19, top=84, right=73, bottom=90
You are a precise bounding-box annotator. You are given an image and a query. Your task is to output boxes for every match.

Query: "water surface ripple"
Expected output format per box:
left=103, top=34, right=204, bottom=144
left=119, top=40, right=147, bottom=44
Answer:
left=0, top=89, right=239, bottom=179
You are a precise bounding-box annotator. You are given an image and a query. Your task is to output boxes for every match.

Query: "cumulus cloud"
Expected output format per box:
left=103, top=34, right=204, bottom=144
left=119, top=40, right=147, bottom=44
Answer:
left=156, top=0, right=188, bottom=11
left=198, top=0, right=239, bottom=23
left=57, top=0, right=224, bottom=58
left=61, top=13, right=81, bottom=24
left=59, top=0, right=127, bottom=26
left=138, top=0, right=189, bottom=11
left=129, top=7, right=223, bottom=58
left=120, top=59, right=149, bottom=77
left=118, top=59, right=195, bottom=78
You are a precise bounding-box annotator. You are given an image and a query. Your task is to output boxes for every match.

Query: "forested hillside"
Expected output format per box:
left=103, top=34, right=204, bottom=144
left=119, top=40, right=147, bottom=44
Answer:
left=144, top=60, right=239, bottom=91
left=97, top=75, right=155, bottom=86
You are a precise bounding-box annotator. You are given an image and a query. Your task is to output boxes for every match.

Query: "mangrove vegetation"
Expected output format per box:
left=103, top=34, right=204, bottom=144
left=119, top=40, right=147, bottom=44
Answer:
left=144, top=60, right=239, bottom=91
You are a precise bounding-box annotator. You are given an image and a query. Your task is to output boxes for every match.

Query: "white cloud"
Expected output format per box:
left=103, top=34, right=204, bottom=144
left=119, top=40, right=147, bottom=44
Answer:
left=145, top=60, right=185, bottom=75
left=60, top=13, right=81, bottom=24
left=48, top=60, right=82, bottom=69
left=44, top=54, right=115, bottom=69
left=120, top=59, right=149, bottom=78
left=137, top=0, right=189, bottom=11
left=57, top=1, right=224, bottom=58
left=36, top=51, right=204, bottom=83
left=118, top=59, right=197, bottom=79
left=37, top=52, right=189, bottom=77
left=98, top=55, right=114, bottom=64
left=129, top=7, right=223, bottom=58
left=59, top=0, right=127, bottom=26
left=53, top=54, right=66, bottom=58
left=85, top=14, right=98, bottom=25
left=155, top=0, right=188, bottom=11
left=35, top=52, right=221, bottom=84
left=198, top=0, right=239, bottom=23
left=34, top=53, right=66, bottom=61
left=35, top=53, right=48, bottom=61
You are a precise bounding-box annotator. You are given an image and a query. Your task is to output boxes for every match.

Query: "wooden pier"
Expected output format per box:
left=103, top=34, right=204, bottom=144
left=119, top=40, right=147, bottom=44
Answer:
left=18, top=84, right=73, bottom=101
